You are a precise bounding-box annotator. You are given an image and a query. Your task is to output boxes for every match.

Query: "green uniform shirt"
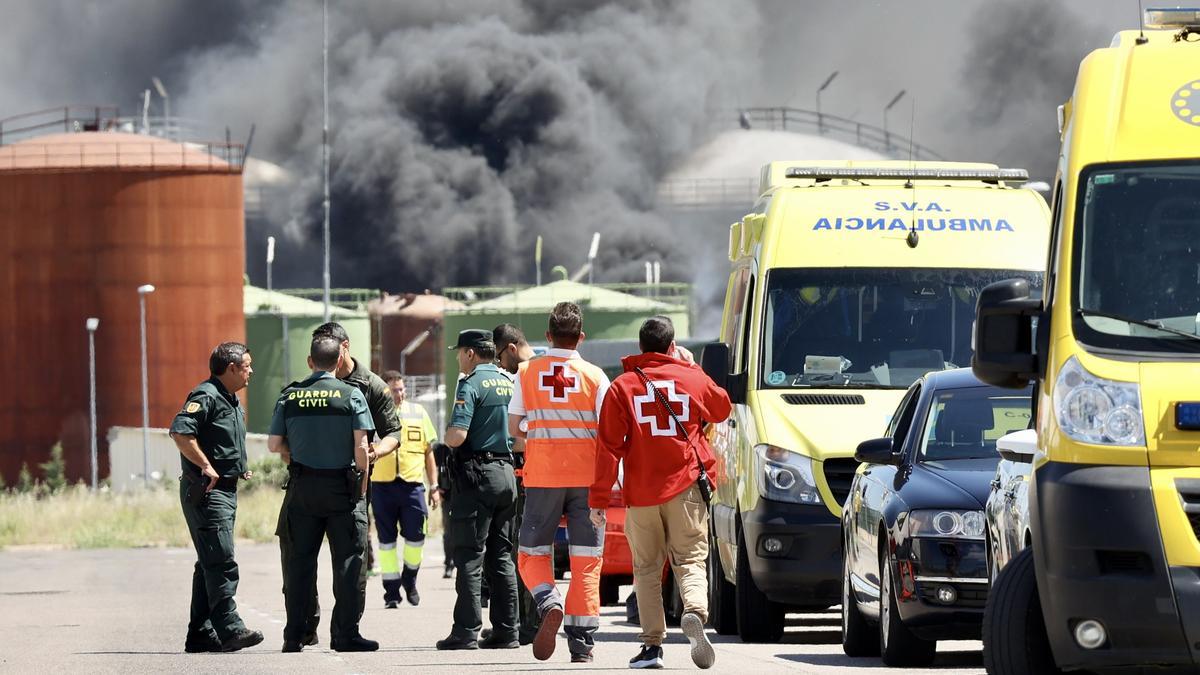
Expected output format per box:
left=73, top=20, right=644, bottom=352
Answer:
left=170, top=377, right=247, bottom=479
left=450, top=363, right=513, bottom=455
left=344, top=358, right=402, bottom=444
left=269, top=371, right=374, bottom=469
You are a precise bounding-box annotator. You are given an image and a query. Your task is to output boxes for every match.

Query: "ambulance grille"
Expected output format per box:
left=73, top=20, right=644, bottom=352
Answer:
left=782, top=394, right=866, bottom=406
left=823, top=457, right=860, bottom=507
left=1176, top=479, right=1200, bottom=542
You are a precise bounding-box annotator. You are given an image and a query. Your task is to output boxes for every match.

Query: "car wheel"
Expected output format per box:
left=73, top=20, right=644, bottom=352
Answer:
left=735, top=527, right=785, bottom=643
left=599, top=575, right=620, bottom=607
left=982, top=547, right=1060, bottom=675
left=708, top=533, right=737, bottom=635
left=879, top=545, right=936, bottom=667
left=841, top=539, right=879, bottom=657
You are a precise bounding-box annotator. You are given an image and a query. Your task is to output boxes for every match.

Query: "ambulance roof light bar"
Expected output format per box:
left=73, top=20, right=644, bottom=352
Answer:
left=1144, top=7, right=1200, bottom=29
left=784, top=167, right=1029, bottom=182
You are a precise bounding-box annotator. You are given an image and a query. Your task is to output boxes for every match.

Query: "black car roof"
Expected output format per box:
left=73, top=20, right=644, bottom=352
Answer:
left=922, top=367, right=987, bottom=391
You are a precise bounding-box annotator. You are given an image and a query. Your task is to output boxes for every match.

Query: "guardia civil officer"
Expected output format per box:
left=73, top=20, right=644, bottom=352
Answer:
left=275, top=322, right=402, bottom=644
left=169, top=342, right=264, bottom=653
left=436, top=329, right=520, bottom=651
left=269, top=336, right=378, bottom=653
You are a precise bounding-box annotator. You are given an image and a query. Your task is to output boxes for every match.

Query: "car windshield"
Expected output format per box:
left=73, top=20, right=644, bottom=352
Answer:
left=761, top=267, right=1043, bottom=389
left=1074, top=162, right=1200, bottom=354
left=918, top=386, right=1033, bottom=461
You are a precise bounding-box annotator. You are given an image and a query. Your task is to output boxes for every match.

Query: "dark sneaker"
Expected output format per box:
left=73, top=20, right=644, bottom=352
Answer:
left=629, top=644, right=664, bottom=669
left=681, top=612, right=715, bottom=669
left=331, top=635, right=379, bottom=652
left=435, top=634, right=479, bottom=650
left=480, top=628, right=493, bottom=641
left=533, top=605, right=563, bottom=661
left=281, top=641, right=302, bottom=653
left=184, top=631, right=222, bottom=653
left=385, top=600, right=399, bottom=609
left=301, top=632, right=318, bottom=647
left=479, top=633, right=520, bottom=649
left=220, top=628, right=264, bottom=653
left=404, top=584, right=421, bottom=607
left=571, top=652, right=595, bottom=663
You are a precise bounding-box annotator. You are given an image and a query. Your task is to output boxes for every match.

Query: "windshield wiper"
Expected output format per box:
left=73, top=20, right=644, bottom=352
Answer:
left=1077, top=308, right=1200, bottom=343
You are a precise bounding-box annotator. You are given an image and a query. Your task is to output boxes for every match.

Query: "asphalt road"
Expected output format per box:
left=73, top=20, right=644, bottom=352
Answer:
left=0, top=539, right=984, bottom=674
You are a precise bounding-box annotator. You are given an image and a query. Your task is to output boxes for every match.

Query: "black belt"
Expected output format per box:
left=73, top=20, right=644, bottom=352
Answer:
left=291, top=463, right=352, bottom=477
left=214, top=475, right=239, bottom=491
left=461, top=451, right=513, bottom=463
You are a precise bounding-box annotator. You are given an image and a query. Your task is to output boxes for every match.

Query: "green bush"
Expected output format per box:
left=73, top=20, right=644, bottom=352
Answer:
left=39, top=443, right=67, bottom=494
left=16, top=463, right=32, bottom=494
left=242, top=455, right=289, bottom=492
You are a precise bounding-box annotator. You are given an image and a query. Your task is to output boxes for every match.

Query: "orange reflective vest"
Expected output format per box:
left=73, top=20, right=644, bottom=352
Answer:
left=517, top=353, right=606, bottom=488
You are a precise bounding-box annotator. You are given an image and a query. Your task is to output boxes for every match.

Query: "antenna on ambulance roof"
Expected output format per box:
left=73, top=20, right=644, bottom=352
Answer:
left=906, top=98, right=920, bottom=249
left=1137, top=0, right=1149, bottom=44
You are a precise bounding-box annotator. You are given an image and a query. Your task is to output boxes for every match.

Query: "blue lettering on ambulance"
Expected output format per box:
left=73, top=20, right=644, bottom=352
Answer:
left=865, top=218, right=886, bottom=230
left=875, top=201, right=889, bottom=211
left=846, top=217, right=863, bottom=230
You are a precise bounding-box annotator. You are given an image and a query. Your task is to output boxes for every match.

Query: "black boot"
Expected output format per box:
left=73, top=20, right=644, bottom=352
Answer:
left=435, top=634, right=479, bottom=650
left=184, top=631, right=222, bottom=653
left=331, top=635, right=380, bottom=652
left=281, top=641, right=303, bottom=653
left=220, top=628, right=264, bottom=653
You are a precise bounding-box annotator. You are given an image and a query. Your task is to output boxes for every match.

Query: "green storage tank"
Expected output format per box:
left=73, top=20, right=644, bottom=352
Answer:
left=244, top=286, right=371, bottom=434
left=441, top=279, right=691, bottom=416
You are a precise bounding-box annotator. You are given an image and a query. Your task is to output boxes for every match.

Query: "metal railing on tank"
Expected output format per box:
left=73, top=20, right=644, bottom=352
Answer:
left=724, top=107, right=946, bottom=160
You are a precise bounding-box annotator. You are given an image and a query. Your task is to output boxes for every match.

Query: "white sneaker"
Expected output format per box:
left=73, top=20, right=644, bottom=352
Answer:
left=681, top=612, right=715, bottom=669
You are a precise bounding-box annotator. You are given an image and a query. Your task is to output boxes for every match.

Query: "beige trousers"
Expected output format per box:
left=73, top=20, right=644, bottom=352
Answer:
left=625, top=484, right=709, bottom=646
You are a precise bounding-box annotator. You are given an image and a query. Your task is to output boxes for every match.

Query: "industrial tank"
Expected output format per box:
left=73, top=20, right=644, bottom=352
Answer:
left=368, top=292, right=463, bottom=376
left=0, top=131, right=245, bottom=483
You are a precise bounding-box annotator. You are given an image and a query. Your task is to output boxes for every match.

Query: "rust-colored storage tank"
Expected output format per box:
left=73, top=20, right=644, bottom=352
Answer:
left=369, top=292, right=463, bottom=376
left=0, top=131, right=245, bottom=483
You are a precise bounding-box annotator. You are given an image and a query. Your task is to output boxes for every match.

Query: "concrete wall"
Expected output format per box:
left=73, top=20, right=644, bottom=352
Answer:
left=106, top=426, right=271, bottom=492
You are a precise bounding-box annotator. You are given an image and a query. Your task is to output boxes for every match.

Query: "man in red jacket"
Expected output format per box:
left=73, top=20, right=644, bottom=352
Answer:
left=590, top=316, right=731, bottom=670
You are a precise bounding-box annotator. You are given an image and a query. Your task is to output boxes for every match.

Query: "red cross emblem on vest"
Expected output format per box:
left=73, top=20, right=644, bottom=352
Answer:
left=538, top=361, right=581, bottom=403
left=633, top=379, right=690, bottom=437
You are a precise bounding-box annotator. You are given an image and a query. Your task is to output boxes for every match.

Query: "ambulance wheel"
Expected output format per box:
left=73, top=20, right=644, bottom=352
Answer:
left=599, top=576, right=620, bottom=606
left=708, top=534, right=738, bottom=635
left=983, top=547, right=1061, bottom=675
left=735, top=528, right=785, bottom=643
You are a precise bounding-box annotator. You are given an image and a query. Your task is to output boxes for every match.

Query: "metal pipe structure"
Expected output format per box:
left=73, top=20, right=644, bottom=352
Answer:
left=86, top=317, right=99, bottom=489
left=883, top=89, right=906, bottom=150
left=321, top=0, right=332, bottom=323
left=137, top=284, right=156, bottom=487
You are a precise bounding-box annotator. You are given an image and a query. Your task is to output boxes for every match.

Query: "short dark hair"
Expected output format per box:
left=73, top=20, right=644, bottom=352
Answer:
left=313, top=322, right=349, bottom=344
left=639, top=316, right=675, bottom=354
left=209, top=342, right=249, bottom=376
left=493, top=323, right=527, bottom=352
left=311, top=336, right=342, bottom=370
left=472, top=344, right=496, bottom=360
left=382, top=370, right=403, bottom=384
left=548, top=302, right=582, bottom=343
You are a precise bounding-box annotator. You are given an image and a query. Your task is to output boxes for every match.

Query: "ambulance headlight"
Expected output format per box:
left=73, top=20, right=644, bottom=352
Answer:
left=754, top=445, right=821, bottom=505
left=1053, top=356, right=1145, bottom=446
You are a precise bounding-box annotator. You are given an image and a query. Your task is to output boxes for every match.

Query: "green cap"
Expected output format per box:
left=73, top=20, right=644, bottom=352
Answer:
left=449, top=329, right=495, bottom=351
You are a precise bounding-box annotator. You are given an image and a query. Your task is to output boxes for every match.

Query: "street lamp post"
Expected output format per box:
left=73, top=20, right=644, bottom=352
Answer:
left=883, top=89, right=907, bottom=151
left=86, top=317, right=99, bottom=490
left=321, top=0, right=332, bottom=323
left=815, top=70, right=839, bottom=134
left=137, top=284, right=155, bottom=488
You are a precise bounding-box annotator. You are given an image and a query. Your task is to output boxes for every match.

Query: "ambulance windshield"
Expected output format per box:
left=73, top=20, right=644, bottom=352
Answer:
left=761, top=267, right=1042, bottom=389
left=1075, top=162, right=1200, bottom=354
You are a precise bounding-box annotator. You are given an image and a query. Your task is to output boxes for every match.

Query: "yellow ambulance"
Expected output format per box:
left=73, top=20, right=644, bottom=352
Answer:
left=974, top=8, right=1200, bottom=673
left=700, top=159, right=1050, bottom=642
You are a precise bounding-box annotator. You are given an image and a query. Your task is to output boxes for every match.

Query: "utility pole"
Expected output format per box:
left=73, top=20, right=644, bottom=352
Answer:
left=321, top=0, right=332, bottom=322
left=884, top=89, right=906, bottom=151
left=816, top=71, right=838, bottom=134
left=137, top=284, right=156, bottom=487
left=86, top=317, right=99, bottom=489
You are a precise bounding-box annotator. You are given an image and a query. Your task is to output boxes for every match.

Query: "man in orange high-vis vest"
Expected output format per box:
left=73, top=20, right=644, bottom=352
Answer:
left=508, top=302, right=610, bottom=664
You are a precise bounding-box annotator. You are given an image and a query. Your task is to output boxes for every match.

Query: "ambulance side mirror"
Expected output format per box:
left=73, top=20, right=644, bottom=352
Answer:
left=702, top=342, right=746, bottom=404
left=972, top=279, right=1042, bottom=389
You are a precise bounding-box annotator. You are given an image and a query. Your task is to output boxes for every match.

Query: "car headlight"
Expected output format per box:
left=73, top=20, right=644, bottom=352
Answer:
left=908, top=509, right=985, bottom=539
left=754, top=444, right=821, bottom=505
left=1052, top=355, right=1145, bottom=446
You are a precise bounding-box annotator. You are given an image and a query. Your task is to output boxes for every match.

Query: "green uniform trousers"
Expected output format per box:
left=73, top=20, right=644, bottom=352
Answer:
left=277, top=475, right=372, bottom=637
left=280, top=472, right=368, bottom=643
left=447, top=459, right=518, bottom=640
left=180, top=480, right=247, bottom=641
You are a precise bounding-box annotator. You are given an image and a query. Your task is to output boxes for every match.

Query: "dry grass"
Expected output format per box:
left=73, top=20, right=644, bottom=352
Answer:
left=0, top=483, right=285, bottom=550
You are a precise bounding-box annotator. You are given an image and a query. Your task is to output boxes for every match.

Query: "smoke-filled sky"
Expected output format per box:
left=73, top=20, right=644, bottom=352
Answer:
left=0, top=0, right=1138, bottom=296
